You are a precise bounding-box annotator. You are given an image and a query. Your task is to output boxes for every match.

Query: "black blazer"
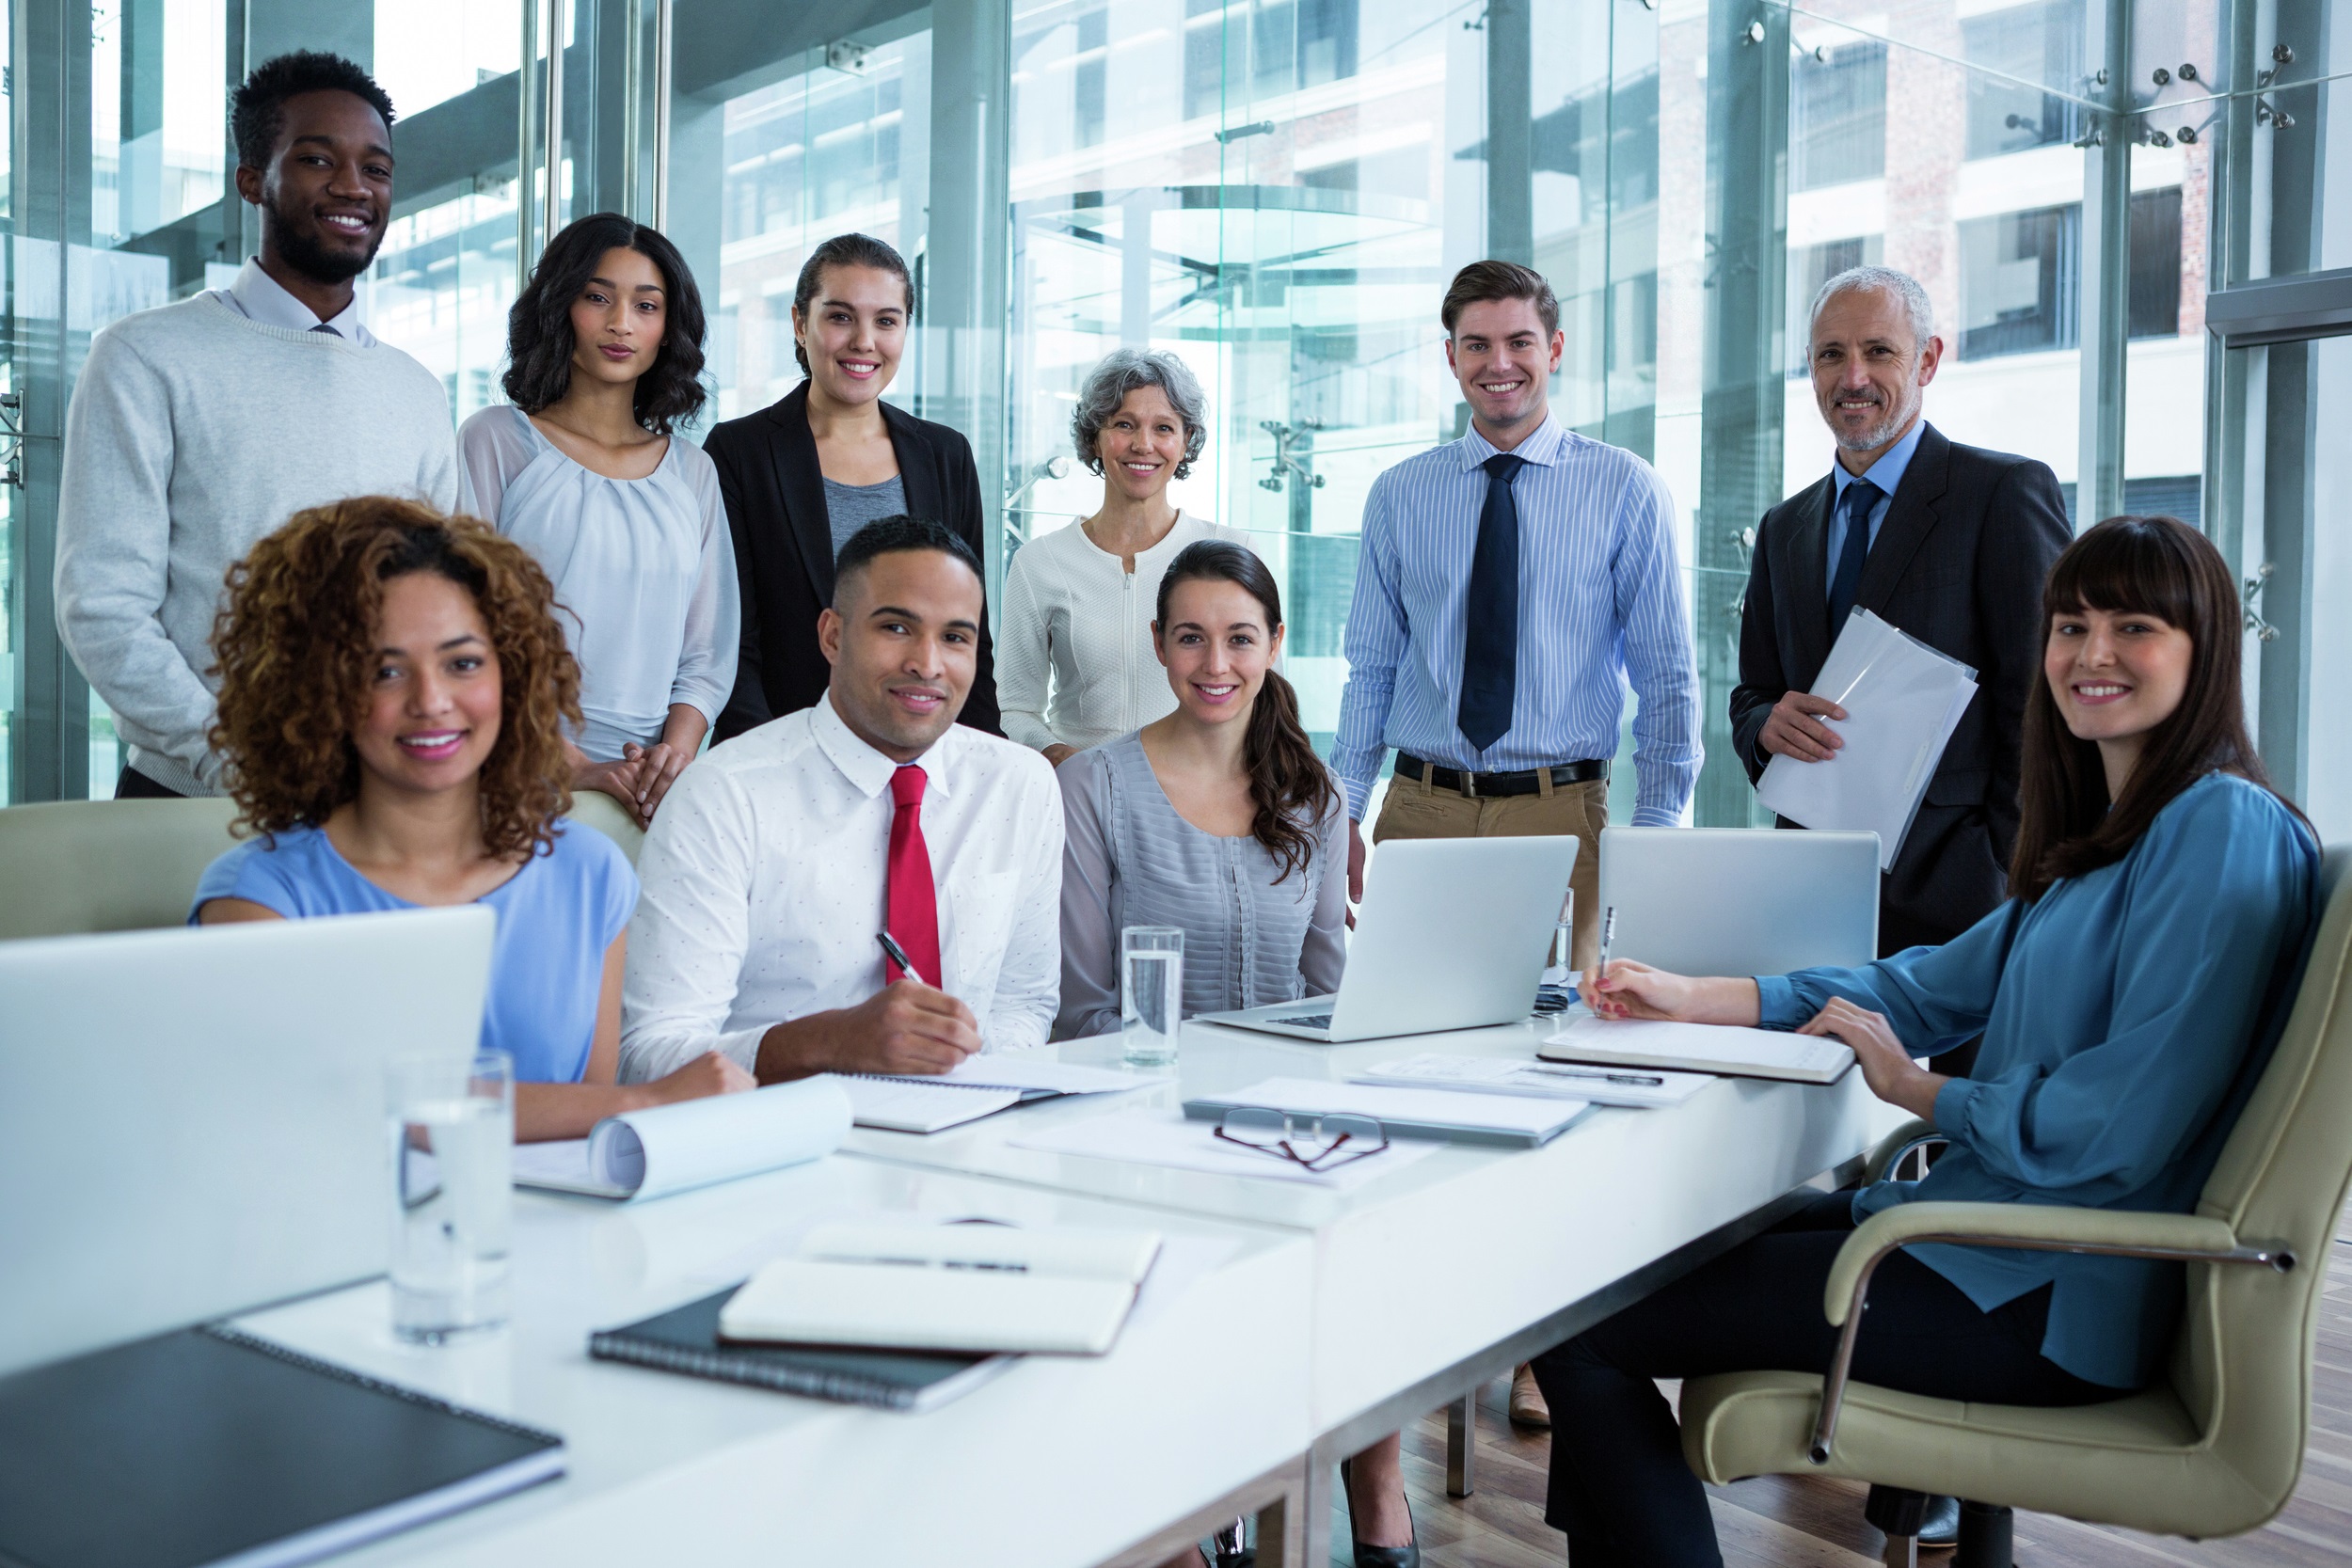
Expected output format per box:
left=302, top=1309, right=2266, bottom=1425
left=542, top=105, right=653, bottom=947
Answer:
left=1730, top=422, right=2069, bottom=953
left=705, top=382, right=1003, bottom=742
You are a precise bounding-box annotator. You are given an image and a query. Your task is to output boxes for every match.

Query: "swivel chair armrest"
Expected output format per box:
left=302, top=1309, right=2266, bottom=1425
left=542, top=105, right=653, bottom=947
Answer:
left=1861, top=1117, right=1945, bottom=1185
left=1807, top=1202, right=2296, bottom=1465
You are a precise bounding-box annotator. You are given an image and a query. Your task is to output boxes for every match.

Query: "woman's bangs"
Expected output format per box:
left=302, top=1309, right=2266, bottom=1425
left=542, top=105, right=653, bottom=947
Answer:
left=2042, top=516, right=2200, bottom=632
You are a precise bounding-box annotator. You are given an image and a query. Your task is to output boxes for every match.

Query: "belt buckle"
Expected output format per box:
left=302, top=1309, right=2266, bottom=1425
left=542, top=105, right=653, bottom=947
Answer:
left=1460, top=768, right=1478, bottom=799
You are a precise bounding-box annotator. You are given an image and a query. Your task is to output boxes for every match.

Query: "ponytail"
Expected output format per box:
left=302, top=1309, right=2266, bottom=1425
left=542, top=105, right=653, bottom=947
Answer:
left=1156, top=540, right=1339, bottom=883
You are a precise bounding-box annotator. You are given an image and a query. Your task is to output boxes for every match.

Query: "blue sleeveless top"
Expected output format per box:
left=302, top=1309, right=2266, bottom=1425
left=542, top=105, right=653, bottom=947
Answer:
left=190, top=820, right=638, bottom=1085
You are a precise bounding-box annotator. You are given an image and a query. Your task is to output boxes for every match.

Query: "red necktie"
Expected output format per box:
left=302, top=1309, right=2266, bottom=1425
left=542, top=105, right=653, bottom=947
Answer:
left=884, top=765, right=942, bottom=990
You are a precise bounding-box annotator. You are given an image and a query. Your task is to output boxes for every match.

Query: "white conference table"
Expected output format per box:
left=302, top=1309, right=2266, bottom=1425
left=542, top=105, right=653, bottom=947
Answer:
left=229, top=1153, right=1319, bottom=1568
left=846, top=1013, right=1905, bottom=1561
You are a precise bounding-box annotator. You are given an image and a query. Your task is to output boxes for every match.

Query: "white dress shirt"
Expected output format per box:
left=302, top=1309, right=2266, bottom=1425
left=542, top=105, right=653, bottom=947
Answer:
left=211, top=257, right=379, bottom=346
left=620, top=693, right=1066, bottom=1081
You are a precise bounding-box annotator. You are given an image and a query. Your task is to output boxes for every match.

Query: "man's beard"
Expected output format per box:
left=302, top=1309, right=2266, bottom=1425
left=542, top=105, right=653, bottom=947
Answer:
left=268, top=196, right=383, bottom=285
left=1830, top=380, right=1921, bottom=452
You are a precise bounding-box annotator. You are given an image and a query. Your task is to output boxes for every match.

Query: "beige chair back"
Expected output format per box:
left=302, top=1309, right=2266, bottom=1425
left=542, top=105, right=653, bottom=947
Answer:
left=0, top=799, right=243, bottom=940
left=2172, top=845, right=2352, bottom=1512
left=563, top=791, right=644, bottom=865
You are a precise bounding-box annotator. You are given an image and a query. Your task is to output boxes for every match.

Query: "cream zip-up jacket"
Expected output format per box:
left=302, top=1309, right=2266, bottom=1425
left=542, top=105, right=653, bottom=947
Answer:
left=996, top=513, right=1252, bottom=753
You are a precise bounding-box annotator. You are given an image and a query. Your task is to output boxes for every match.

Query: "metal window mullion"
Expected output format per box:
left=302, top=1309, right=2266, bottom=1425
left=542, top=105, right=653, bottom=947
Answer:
left=2077, top=0, right=2134, bottom=529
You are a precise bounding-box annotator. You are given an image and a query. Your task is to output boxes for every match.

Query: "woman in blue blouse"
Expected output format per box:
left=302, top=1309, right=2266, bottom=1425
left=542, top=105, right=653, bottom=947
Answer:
left=1540, top=515, right=2320, bottom=1564
left=192, top=497, right=752, bottom=1142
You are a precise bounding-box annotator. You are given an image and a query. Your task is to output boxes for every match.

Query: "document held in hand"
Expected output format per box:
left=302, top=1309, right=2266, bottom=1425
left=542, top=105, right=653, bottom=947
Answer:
left=1756, top=609, right=1977, bottom=870
left=718, top=1221, right=1164, bottom=1355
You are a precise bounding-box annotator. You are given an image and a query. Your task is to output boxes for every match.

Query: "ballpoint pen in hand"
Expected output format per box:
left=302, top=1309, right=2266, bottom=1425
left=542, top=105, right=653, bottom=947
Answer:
left=1591, top=904, right=1618, bottom=1013
left=877, top=930, right=927, bottom=989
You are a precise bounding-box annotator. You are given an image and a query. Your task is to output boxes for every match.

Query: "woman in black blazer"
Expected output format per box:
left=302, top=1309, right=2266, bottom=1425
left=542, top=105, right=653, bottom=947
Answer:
left=704, top=233, right=1001, bottom=741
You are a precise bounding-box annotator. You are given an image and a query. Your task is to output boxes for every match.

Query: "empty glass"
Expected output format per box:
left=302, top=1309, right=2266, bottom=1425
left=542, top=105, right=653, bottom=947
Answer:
left=388, top=1049, right=514, bottom=1343
left=1120, top=926, right=1184, bottom=1067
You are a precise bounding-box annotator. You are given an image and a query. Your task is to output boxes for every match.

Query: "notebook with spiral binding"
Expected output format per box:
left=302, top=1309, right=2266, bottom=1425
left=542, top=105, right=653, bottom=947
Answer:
left=0, top=1322, right=564, bottom=1568
left=588, top=1289, right=1017, bottom=1413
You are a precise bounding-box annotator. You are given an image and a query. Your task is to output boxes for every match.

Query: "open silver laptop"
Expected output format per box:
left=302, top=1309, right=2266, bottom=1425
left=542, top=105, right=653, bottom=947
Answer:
left=0, top=907, right=492, bottom=1377
left=1196, top=834, right=1578, bottom=1042
left=1597, top=826, right=1879, bottom=977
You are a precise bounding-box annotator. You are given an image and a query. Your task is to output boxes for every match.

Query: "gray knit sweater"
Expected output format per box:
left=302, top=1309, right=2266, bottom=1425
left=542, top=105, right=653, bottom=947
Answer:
left=55, top=293, right=458, bottom=796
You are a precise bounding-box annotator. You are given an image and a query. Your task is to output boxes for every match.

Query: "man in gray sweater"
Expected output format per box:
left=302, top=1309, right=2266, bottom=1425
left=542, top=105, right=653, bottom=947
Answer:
left=56, top=51, right=458, bottom=799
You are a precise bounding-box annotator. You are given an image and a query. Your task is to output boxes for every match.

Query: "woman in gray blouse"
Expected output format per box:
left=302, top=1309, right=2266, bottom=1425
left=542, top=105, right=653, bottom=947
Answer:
left=1056, top=542, right=1416, bottom=1561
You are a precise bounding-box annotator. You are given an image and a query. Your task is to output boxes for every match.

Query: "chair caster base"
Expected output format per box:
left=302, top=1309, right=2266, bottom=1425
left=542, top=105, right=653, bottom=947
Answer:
left=1868, top=1486, right=2014, bottom=1568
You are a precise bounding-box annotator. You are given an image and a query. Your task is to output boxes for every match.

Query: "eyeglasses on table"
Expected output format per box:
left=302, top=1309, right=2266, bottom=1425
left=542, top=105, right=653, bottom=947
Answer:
left=1212, top=1107, right=1391, bottom=1172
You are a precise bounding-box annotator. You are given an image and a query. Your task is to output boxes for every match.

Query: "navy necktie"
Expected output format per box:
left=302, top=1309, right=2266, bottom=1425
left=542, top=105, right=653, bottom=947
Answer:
left=1458, top=452, right=1525, bottom=752
left=1826, top=478, right=1883, bottom=639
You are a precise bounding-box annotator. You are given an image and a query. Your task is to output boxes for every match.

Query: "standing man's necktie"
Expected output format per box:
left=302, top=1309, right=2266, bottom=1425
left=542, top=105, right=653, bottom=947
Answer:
left=1458, top=451, right=1527, bottom=752
left=884, top=765, right=942, bottom=990
left=1825, top=478, right=1883, bottom=639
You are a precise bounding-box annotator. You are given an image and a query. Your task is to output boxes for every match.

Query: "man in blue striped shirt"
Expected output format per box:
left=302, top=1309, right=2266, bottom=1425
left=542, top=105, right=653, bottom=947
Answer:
left=1334, top=261, right=1701, bottom=980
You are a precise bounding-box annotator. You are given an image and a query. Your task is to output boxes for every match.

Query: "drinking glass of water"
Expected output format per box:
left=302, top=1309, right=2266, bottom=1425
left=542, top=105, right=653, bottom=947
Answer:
left=1120, top=926, right=1185, bottom=1068
left=388, top=1049, right=514, bottom=1343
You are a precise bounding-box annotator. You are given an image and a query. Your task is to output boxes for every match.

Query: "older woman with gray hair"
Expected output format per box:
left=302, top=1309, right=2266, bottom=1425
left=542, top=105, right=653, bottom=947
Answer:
left=999, top=347, right=1251, bottom=765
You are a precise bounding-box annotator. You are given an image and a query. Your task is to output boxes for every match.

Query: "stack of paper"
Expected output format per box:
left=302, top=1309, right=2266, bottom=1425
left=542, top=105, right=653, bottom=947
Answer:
left=836, top=1053, right=1166, bottom=1134
left=1756, top=609, right=1977, bottom=870
left=511, top=1078, right=852, bottom=1202
left=1349, top=1053, right=1714, bottom=1108
left=718, top=1221, right=1164, bottom=1355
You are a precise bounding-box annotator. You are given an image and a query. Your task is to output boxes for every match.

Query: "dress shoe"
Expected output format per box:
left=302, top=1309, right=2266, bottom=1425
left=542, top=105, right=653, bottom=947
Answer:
left=1509, top=1362, right=1551, bottom=1429
left=1338, top=1457, right=1421, bottom=1568
left=1917, top=1494, right=1961, bottom=1548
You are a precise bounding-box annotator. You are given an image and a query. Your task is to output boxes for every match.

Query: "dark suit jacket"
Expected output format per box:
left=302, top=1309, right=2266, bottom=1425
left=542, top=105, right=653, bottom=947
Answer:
left=704, top=382, right=1003, bottom=742
left=1731, top=422, right=2069, bottom=954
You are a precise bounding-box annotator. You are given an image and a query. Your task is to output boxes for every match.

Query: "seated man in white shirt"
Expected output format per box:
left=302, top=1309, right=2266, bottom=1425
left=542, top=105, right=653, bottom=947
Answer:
left=620, top=515, right=1064, bottom=1082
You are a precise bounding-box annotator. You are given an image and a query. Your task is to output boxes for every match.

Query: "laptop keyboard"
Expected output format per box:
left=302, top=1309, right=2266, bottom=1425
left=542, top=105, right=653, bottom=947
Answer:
left=1276, top=1013, right=1334, bottom=1030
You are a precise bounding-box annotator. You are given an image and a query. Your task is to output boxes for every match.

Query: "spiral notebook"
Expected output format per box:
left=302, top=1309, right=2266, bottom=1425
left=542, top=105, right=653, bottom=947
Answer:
left=588, top=1291, right=1015, bottom=1413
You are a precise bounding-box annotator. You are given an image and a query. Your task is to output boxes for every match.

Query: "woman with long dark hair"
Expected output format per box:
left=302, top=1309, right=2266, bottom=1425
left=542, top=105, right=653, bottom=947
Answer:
left=458, top=211, right=735, bottom=827
left=1526, top=515, right=2321, bottom=1564
left=1056, top=541, right=1417, bottom=1564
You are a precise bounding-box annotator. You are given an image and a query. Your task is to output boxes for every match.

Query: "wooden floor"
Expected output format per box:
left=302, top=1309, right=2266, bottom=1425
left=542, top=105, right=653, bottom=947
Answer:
left=1336, top=1199, right=2352, bottom=1566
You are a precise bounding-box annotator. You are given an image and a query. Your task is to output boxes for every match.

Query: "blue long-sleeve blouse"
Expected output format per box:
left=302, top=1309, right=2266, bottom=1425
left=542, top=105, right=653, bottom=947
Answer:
left=1756, top=772, right=2319, bottom=1389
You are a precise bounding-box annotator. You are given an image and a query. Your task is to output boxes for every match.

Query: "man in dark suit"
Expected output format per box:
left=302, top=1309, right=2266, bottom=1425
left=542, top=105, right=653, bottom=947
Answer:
left=704, top=233, right=1002, bottom=743
left=1733, top=266, right=2069, bottom=957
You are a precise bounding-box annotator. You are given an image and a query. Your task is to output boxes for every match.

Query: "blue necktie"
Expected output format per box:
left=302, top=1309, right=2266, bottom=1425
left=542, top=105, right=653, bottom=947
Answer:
left=1458, top=452, right=1525, bottom=752
left=1826, top=478, right=1883, bottom=639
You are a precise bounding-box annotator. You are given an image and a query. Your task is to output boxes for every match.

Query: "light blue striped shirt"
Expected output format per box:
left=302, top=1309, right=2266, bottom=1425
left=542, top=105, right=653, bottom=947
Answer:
left=1331, top=413, right=1701, bottom=826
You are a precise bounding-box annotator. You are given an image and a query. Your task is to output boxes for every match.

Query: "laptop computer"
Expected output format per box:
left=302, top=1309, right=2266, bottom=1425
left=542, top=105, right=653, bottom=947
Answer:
left=0, top=906, right=492, bottom=1378
left=1195, top=834, right=1578, bottom=1042
left=1597, top=826, right=1879, bottom=978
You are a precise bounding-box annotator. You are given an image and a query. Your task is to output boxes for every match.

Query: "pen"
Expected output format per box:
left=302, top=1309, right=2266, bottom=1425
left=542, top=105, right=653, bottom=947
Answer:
left=1522, top=1065, right=1665, bottom=1088
left=1593, top=904, right=1617, bottom=1005
left=877, top=930, right=926, bottom=989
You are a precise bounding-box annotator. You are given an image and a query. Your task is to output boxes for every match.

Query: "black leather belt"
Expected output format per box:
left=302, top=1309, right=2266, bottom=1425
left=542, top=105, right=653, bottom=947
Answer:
left=1396, top=752, right=1606, bottom=798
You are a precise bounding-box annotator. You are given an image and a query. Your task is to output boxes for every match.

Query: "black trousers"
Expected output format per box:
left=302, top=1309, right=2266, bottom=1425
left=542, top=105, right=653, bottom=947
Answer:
left=113, top=766, right=183, bottom=800
left=1529, top=1193, right=2115, bottom=1566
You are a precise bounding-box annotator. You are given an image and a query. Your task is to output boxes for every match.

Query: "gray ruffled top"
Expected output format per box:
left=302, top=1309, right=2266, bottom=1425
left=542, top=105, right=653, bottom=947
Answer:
left=1056, top=732, right=1348, bottom=1039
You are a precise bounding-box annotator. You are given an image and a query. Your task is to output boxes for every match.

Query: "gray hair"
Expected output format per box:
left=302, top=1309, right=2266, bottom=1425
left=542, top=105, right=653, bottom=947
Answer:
left=1808, top=265, right=1935, bottom=355
left=1070, top=348, right=1209, bottom=480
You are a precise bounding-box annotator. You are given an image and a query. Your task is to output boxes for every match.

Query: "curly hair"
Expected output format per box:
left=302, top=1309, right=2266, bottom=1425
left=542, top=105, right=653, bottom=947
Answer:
left=1070, top=348, right=1209, bottom=481
left=231, top=52, right=395, bottom=170
left=503, top=213, right=708, bottom=434
left=208, top=498, right=581, bottom=859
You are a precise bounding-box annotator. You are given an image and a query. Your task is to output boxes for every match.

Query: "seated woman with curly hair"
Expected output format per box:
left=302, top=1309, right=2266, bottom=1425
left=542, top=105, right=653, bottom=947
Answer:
left=191, top=495, right=752, bottom=1141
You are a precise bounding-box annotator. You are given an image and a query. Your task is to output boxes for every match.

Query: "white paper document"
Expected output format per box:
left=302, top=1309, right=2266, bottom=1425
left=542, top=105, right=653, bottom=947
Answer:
left=1756, top=609, right=1977, bottom=870
left=510, top=1077, right=851, bottom=1202
left=1184, top=1076, right=1593, bottom=1147
left=1009, top=1107, right=1441, bottom=1189
left=1539, top=1016, right=1854, bottom=1085
left=1350, top=1053, right=1715, bottom=1108
left=837, top=1053, right=1168, bottom=1133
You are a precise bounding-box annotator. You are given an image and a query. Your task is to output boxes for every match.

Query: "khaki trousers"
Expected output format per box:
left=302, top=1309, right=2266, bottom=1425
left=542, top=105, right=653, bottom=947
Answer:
left=1371, top=772, right=1608, bottom=972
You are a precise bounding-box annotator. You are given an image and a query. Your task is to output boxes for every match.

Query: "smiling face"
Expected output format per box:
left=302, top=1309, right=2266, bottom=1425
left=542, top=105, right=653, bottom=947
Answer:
left=352, top=572, right=503, bottom=797
left=1154, top=577, right=1283, bottom=729
left=818, top=549, right=983, bottom=762
left=1444, top=296, right=1563, bottom=443
left=793, top=263, right=908, bottom=408
left=237, top=88, right=393, bottom=285
left=567, top=245, right=668, bottom=393
left=2043, top=603, right=2195, bottom=758
left=1808, top=287, right=1941, bottom=465
left=1094, top=385, right=1189, bottom=501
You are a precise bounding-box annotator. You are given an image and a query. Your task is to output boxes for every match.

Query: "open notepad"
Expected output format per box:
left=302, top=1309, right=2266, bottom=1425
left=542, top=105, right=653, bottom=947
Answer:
left=835, top=1054, right=1166, bottom=1134
left=717, top=1221, right=1165, bottom=1355
left=1539, top=1016, right=1854, bottom=1085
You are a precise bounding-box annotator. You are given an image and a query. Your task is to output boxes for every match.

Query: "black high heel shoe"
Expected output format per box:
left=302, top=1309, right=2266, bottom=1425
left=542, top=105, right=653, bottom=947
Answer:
left=1337, top=1457, right=1421, bottom=1568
